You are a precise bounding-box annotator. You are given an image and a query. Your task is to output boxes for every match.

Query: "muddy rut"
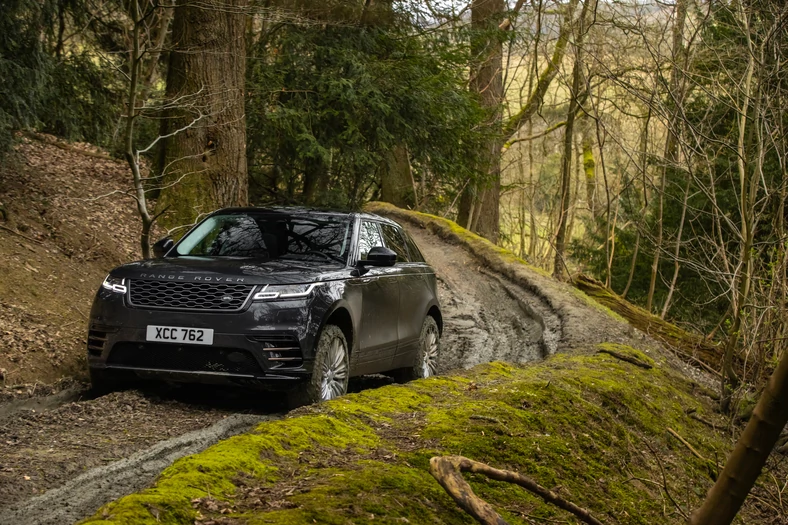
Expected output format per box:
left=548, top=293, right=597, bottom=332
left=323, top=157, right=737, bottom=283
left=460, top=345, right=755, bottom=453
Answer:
left=0, top=223, right=561, bottom=525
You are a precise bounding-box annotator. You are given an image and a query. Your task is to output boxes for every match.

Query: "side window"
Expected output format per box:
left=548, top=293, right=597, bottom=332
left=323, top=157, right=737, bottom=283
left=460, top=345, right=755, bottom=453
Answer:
left=403, top=231, right=425, bottom=263
left=357, top=221, right=383, bottom=260
left=380, top=224, right=409, bottom=262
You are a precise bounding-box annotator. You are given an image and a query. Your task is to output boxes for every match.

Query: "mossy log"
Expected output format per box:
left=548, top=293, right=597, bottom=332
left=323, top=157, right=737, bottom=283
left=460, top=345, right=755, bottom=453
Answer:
left=573, top=273, right=728, bottom=375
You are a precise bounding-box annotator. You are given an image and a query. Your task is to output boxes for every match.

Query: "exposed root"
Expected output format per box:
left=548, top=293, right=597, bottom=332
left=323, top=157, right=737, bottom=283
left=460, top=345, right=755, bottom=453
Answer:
left=429, top=456, right=605, bottom=525
left=597, top=348, right=653, bottom=369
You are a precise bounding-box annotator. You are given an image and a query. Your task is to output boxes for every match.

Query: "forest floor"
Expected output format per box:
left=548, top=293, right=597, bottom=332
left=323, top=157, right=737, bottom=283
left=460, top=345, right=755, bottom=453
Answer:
left=0, top=138, right=782, bottom=524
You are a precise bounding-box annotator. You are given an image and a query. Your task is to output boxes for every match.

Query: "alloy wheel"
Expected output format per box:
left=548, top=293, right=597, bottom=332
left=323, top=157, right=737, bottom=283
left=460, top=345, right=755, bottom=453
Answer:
left=421, top=324, right=439, bottom=378
left=320, top=336, right=348, bottom=401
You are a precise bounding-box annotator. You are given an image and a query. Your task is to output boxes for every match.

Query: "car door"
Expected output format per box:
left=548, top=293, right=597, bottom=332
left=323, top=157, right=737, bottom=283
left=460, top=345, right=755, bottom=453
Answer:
left=380, top=223, right=430, bottom=370
left=347, top=220, right=400, bottom=375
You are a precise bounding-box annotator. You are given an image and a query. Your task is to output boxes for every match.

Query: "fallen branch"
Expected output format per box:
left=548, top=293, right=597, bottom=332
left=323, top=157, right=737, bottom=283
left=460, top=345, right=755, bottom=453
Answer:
left=666, top=427, right=707, bottom=462
left=688, top=412, right=718, bottom=430
left=0, top=225, right=44, bottom=245
left=429, top=456, right=604, bottom=525
left=597, top=348, right=653, bottom=369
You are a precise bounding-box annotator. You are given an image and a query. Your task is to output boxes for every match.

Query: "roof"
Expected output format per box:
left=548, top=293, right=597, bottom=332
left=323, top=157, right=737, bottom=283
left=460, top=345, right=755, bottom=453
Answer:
left=209, top=206, right=400, bottom=226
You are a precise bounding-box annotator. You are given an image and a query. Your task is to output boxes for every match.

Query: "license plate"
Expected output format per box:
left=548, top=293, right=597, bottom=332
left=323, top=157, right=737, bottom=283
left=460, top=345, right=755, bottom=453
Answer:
left=146, top=325, right=214, bottom=345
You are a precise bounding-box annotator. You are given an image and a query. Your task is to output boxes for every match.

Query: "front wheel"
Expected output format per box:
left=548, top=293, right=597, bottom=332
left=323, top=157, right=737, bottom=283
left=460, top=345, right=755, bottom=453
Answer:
left=290, top=324, right=349, bottom=407
left=395, top=316, right=440, bottom=382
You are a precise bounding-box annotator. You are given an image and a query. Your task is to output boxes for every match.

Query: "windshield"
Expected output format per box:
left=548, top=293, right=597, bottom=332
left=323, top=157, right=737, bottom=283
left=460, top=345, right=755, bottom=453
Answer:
left=175, top=213, right=351, bottom=263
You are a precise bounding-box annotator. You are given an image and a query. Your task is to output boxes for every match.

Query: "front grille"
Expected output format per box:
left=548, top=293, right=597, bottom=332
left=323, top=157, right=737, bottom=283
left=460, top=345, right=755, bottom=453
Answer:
left=248, top=333, right=303, bottom=367
left=108, top=342, right=264, bottom=376
left=128, top=280, right=253, bottom=311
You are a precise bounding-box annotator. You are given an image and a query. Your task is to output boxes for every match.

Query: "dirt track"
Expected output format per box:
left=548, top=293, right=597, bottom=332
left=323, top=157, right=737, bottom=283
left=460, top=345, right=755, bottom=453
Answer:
left=0, top=222, right=562, bottom=524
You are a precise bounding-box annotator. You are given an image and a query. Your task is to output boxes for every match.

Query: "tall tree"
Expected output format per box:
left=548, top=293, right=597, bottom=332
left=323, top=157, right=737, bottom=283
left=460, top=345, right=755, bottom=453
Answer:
left=646, top=0, right=687, bottom=312
left=457, top=0, right=505, bottom=243
left=157, top=0, right=249, bottom=230
left=553, top=0, right=593, bottom=279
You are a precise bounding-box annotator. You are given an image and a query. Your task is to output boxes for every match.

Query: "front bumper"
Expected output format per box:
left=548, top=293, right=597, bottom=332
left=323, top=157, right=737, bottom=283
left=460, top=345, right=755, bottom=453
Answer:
left=87, top=288, right=325, bottom=389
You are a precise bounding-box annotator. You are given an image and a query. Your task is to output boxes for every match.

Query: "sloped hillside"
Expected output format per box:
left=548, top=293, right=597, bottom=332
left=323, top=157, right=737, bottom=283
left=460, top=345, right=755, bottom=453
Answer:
left=79, top=206, right=782, bottom=525
left=0, top=134, right=141, bottom=384
left=82, top=345, right=777, bottom=525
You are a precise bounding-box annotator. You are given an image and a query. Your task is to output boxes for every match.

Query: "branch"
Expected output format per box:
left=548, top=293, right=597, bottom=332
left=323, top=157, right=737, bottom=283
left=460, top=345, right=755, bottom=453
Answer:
left=499, top=0, right=527, bottom=31
left=501, top=0, right=579, bottom=141
left=429, top=456, right=604, bottom=525
left=502, top=120, right=567, bottom=151
left=596, top=348, right=653, bottom=369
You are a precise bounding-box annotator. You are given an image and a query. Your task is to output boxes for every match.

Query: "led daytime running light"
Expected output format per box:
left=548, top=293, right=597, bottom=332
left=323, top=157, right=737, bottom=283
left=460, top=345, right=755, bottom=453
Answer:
left=102, top=275, right=128, bottom=294
left=253, top=283, right=324, bottom=301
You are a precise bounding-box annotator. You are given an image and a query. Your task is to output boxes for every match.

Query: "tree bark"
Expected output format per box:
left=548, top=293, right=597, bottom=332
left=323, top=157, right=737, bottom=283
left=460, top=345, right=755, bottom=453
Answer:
left=157, top=0, right=249, bottom=230
left=380, top=144, right=415, bottom=208
left=690, top=342, right=788, bottom=525
left=581, top=129, right=597, bottom=218
left=457, top=0, right=505, bottom=243
left=553, top=0, right=592, bottom=280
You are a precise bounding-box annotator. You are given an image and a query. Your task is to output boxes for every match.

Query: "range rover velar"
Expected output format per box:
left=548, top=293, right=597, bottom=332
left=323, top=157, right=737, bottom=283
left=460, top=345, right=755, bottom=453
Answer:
left=86, top=207, right=442, bottom=405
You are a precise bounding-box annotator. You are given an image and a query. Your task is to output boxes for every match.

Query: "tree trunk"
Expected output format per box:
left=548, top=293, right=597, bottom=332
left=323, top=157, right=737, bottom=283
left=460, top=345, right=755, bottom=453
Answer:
left=500, top=0, right=579, bottom=141
left=157, top=0, right=249, bottom=230
left=553, top=0, right=592, bottom=280
left=660, top=173, right=691, bottom=319
left=646, top=0, right=686, bottom=312
left=380, top=144, right=415, bottom=208
left=302, top=155, right=329, bottom=205
left=721, top=6, right=759, bottom=411
left=581, top=130, right=597, bottom=218
left=457, top=0, right=504, bottom=243
left=690, top=342, right=788, bottom=525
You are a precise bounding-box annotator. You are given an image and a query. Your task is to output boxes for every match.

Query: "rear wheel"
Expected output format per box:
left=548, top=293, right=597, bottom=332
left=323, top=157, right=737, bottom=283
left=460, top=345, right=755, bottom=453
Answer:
left=289, top=324, right=349, bottom=407
left=394, top=316, right=440, bottom=382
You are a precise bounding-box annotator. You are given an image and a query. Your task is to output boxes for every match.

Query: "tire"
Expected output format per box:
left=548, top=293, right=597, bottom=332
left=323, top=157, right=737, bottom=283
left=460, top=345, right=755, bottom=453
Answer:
left=289, top=324, right=349, bottom=408
left=394, top=316, right=440, bottom=382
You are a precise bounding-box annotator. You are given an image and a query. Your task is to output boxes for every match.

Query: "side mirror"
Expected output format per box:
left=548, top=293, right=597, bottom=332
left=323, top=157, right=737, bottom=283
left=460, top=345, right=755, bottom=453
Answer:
left=359, top=246, right=397, bottom=267
left=152, top=237, right=174, bottom=258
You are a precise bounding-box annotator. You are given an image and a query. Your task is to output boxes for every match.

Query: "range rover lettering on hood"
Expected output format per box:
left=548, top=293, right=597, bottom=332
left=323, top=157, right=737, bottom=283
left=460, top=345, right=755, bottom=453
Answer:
left=138, top=273, right=245, bottom=283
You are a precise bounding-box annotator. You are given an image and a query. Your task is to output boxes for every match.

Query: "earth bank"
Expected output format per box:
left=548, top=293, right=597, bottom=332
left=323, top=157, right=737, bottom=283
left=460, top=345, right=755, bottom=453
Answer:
left=82, top=346, right=756, bottom=524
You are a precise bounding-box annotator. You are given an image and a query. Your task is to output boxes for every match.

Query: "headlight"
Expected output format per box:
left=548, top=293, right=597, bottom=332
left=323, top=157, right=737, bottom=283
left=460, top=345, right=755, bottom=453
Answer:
left=101, top=275, right=127, bottom=294
left=253, top=283, right=324, bottom=301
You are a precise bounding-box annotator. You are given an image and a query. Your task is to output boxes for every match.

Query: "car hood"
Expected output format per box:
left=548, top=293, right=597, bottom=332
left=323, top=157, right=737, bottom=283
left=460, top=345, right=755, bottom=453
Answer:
left=110, top=256, right=351, bottom=285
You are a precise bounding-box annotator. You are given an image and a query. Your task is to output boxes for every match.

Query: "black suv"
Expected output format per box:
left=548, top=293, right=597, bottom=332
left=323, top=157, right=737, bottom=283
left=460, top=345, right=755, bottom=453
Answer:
left=87, top=208, right=442, bottom=404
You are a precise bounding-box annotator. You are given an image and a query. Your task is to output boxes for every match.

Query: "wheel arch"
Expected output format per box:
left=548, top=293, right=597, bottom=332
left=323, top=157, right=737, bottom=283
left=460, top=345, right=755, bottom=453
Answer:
left=319, top=301, right=355, bottom=355
left=427, top=303, right=442, bottom=334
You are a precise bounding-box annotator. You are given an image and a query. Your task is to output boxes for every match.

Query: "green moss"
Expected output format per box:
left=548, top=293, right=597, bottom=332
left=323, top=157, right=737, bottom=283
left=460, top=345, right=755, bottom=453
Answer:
left=85, top=349, right=736, bottom=525
left=596, top=342, right=656, bottom=368
left=568, top=285, right=628, bottom=323
left=364, top=201, right=552, bottom=278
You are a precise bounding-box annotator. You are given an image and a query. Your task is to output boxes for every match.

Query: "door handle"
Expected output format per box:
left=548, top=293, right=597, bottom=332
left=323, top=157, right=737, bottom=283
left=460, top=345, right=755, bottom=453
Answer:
left=359, top=276, right=377, bottom=283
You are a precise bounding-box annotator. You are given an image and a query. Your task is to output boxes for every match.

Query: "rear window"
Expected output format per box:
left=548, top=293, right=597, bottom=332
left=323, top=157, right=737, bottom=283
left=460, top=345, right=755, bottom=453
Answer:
left=175, top=213, right=352, bottom=263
